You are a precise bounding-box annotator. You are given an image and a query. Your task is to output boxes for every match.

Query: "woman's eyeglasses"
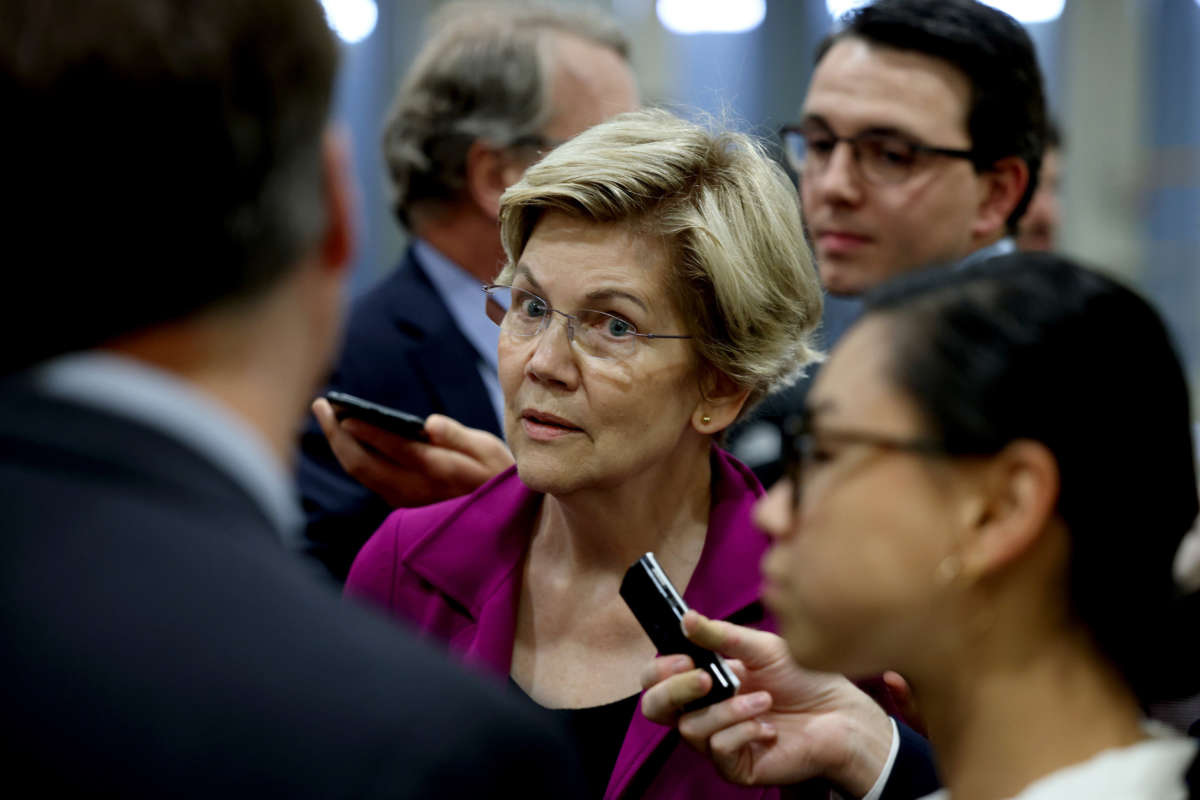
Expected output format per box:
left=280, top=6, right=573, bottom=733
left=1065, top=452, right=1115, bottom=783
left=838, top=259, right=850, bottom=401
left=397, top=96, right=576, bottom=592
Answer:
left=483, top=285, right=693, bottom=361
left=780, top=414, right=949, bottom=509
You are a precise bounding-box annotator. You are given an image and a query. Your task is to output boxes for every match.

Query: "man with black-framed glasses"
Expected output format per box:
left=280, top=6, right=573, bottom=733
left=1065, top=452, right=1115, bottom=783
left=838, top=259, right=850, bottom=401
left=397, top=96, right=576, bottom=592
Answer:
left=731, top=0, right=1047, bottom=486
left=790, top=0, right=1044, bottom=297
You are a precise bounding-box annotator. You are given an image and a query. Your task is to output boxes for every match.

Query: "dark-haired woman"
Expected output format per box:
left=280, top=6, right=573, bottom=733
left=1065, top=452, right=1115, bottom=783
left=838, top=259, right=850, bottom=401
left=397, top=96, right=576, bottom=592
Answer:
left=642, top=253, right=1200, bottom=799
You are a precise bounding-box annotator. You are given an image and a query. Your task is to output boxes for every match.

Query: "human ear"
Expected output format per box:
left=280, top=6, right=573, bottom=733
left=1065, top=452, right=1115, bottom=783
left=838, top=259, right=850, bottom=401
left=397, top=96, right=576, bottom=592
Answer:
left=692, top=368, right=751, bottom=434
left=465, top=140, right=526, bottom=221
left=319, top=127, right=356, bottom=274
left=960, top=439, right=1060, bottom=579
left=970, top=155, right=1029, bottom=242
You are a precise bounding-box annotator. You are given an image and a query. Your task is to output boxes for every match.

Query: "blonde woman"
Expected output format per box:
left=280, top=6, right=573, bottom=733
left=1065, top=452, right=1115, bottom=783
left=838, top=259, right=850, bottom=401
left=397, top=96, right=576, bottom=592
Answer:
left=345, top=109, right=934, bottom=799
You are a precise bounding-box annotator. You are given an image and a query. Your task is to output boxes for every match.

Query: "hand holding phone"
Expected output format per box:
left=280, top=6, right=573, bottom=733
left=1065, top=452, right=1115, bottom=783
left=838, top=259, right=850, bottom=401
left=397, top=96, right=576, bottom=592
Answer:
left=324, top=391, right=428, bottom=442
left=313, top=398, right=514, bottom=509
left=620, top=552, right=740, bottom=712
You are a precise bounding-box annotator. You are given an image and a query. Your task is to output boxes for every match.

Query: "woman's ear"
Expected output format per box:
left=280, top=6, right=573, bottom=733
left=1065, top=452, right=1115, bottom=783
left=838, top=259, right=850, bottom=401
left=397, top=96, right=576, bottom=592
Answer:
left=960, top=439, right=1061, bottom=579
left=693, top=368, right=750, bottom=435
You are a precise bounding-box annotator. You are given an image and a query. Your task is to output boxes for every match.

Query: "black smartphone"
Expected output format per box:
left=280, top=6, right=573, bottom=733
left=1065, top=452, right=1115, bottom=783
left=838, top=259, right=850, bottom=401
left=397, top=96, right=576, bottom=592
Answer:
left=620, top=552, right=740, bottom=712
left=324, top=391, right=429, bottom=442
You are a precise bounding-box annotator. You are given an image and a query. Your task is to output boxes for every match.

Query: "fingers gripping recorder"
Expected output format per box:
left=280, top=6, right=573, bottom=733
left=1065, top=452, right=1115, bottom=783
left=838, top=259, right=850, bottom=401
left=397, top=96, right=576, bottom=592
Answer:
left=620, top=553, right=740, bottom=711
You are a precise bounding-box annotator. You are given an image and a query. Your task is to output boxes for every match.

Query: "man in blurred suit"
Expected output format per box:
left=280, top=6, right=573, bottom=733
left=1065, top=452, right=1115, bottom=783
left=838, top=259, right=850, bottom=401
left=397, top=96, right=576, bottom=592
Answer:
left=0, top=1, right=576, bottom=796
left=1016, top=119, right=1064, bottom=252
left=297, top=0, right=639, bottom=581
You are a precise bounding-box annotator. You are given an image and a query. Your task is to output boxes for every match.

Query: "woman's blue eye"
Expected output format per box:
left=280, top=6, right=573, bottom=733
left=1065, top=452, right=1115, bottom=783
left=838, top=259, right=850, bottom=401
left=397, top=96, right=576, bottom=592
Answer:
left=605, top=316, right=634, bottom=337
left=521, top=297, right=547, bottom=317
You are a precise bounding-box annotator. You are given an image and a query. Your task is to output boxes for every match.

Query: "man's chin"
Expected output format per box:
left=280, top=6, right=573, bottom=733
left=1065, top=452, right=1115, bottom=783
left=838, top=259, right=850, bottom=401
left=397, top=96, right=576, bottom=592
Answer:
left=818, top=262, right=871, bottom=297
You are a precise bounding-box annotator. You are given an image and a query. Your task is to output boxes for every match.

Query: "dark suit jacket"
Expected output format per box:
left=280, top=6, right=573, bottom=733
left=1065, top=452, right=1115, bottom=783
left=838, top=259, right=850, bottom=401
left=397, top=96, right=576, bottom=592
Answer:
left=0, top=378, right=577, bottom=798
left=298, top=246, right=502, bottom=581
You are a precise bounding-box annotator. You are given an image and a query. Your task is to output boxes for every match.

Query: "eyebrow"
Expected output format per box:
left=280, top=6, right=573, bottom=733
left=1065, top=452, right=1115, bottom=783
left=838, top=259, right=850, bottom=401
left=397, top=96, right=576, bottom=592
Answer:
left=583, top=288, right=649, bottom=314
left=801, top=113, right=921, bottom=142
left=511, top=263, right=651, bottom=314
left=511, top=264, right=548, bottom=295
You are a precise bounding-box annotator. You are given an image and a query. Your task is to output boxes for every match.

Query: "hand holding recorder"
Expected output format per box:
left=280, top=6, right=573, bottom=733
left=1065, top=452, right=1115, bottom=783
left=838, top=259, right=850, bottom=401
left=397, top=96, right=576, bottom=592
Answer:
left=312, top=393, right=513, bottom=508
left=638, top=611, right=897, bottom=796
left=620, top=553, right=740, bottom=711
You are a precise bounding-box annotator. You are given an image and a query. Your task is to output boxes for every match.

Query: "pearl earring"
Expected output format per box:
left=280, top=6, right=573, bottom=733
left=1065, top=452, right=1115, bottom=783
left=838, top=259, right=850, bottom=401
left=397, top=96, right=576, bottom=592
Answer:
left=935, top=554, right=962, bottom=585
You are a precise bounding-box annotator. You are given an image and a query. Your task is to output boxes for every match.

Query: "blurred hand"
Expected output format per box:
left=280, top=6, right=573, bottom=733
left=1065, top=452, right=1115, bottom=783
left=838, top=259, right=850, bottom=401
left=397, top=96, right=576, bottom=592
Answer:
left=313, top=398, right=513, bottom=507
left=881, top=670, right=926, bottom=737
left=639, top=611, right=894, bottom=796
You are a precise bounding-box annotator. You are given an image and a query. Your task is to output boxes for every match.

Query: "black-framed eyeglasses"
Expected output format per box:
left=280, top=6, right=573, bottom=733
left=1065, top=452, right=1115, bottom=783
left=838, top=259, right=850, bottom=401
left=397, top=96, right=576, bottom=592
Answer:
left=780, top=414, right=948, bottom=509
left=482, top=284, right=693, bottom=361
left=780, top=121, right=977, bottom=186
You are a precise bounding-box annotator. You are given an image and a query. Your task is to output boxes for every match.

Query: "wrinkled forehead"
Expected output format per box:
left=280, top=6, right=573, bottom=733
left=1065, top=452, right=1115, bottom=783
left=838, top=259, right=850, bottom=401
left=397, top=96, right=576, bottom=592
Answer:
left=803, top=37, right=972, bottom=147
left=514, top=211, right=677, bottom=305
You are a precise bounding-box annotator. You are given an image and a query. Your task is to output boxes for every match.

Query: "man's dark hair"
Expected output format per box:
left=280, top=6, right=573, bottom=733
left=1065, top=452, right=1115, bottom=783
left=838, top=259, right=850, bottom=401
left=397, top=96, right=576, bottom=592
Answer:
left=1045, top=116, right=1063, bottom=151
left=1, top=0, right=338, bottom=371
left=816, top=0, right=1046, bottom=232
left=863, top=253, right=1200, bottom=706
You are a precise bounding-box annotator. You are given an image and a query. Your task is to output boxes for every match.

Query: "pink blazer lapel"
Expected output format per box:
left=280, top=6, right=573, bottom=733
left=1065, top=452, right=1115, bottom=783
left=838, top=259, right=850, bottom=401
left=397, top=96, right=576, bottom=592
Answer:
left=404, top=466, right=541, bottom=676
left=605, top=448, right=771, bottom=799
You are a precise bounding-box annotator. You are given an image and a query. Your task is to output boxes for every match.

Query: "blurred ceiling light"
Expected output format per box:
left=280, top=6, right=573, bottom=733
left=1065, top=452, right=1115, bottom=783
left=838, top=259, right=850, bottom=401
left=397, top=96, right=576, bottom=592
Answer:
left=982, top=0, right=1066, bottom=23
left=826, top=0, right=1065, bottom=24
left=321, top=0, right=377, bottom=44
left=825, top=0, right=871, bottom=16
left=656, top=0, right=767, bottom=35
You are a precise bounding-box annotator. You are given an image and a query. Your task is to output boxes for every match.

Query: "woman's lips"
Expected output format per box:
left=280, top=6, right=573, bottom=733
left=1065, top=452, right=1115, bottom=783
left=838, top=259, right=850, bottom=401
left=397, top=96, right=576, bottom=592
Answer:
left=759, top=552, right=786, bottom=611
left=759, top=579, right=780, bottom=612
left=520, top=410, right=582, bottom=441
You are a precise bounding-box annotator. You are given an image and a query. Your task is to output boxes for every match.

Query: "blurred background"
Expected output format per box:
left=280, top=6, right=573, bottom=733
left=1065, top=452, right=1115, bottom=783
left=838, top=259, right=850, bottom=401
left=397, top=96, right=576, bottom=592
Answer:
left=322, top=0, right=1200, bottom=413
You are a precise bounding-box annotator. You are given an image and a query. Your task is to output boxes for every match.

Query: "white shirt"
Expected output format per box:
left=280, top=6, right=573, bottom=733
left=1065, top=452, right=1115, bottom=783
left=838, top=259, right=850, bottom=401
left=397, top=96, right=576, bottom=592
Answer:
left=413, top=239, right=505, bottom=432
left=862, top=718, right=902, bottom=800
left=920, top=723, right=1197, bottom=800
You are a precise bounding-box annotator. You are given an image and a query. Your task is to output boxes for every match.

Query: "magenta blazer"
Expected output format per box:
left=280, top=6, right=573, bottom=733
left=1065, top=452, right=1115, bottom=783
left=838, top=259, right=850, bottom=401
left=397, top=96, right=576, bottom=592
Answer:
left=347, top=449, right=793, bottom=798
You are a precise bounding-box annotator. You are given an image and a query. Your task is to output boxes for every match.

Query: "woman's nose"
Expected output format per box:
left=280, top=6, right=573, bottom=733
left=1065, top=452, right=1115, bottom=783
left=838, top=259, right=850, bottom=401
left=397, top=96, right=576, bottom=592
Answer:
left=752, top=480, right=796, bottom=540
left=525, top=312, right=581, bottom=387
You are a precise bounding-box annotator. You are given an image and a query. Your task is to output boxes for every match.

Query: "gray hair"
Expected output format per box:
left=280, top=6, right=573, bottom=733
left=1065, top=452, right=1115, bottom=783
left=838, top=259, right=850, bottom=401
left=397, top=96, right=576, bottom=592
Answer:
left=382, top=1, right=628, bottom=229
left=498, top=108, right=823, bottom=417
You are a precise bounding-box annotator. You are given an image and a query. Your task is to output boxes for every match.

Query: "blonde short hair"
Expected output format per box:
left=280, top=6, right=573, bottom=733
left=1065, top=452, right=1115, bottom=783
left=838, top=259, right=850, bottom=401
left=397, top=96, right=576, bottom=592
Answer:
left=498, top=108, right=823, bottom=417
